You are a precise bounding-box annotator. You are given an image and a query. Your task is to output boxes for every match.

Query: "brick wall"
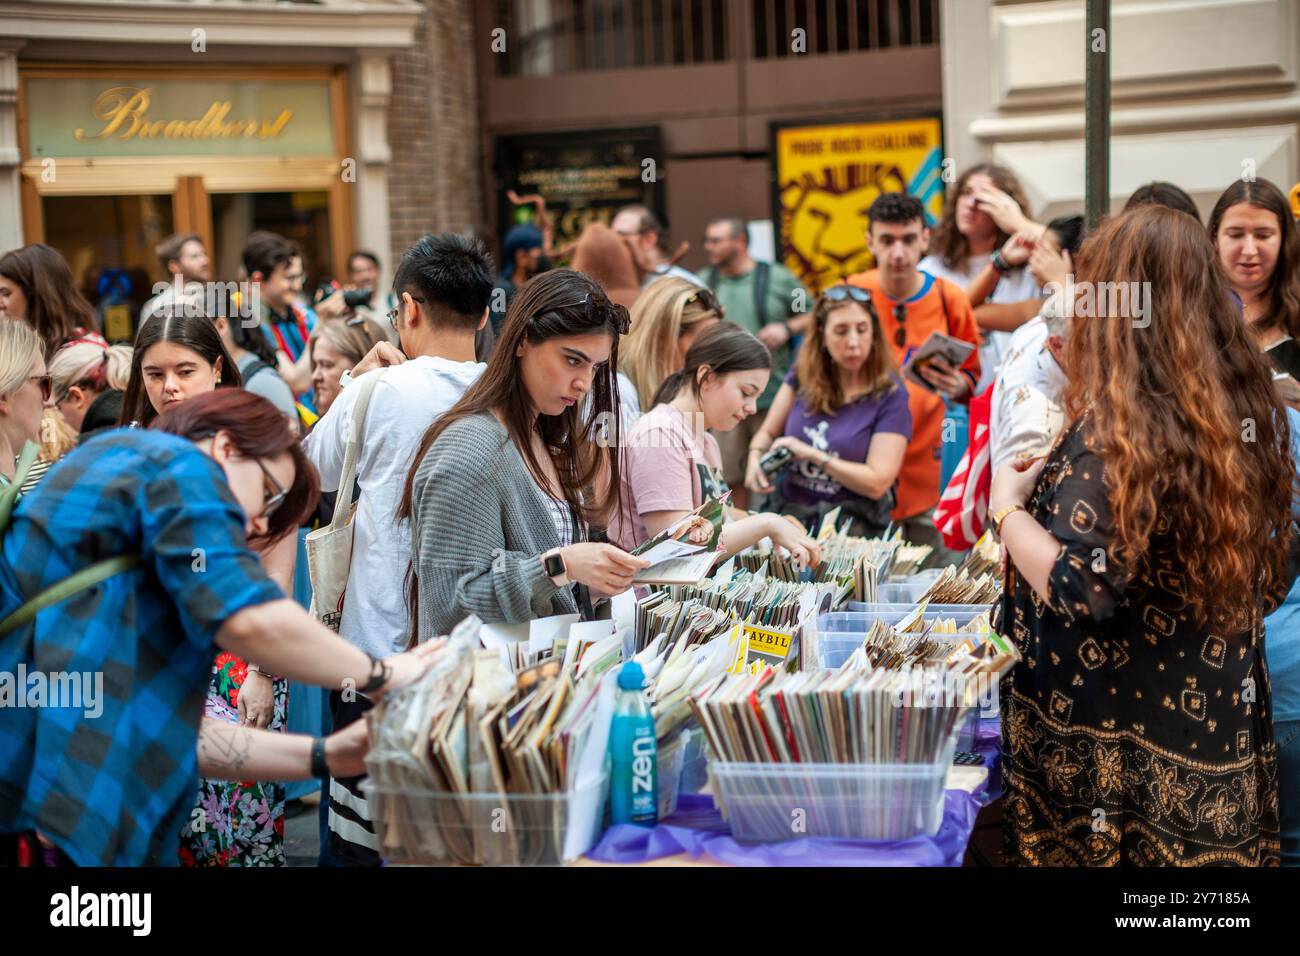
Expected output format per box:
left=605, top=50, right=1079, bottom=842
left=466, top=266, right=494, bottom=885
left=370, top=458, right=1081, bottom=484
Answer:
left=387, top=0, right=486, bottom=264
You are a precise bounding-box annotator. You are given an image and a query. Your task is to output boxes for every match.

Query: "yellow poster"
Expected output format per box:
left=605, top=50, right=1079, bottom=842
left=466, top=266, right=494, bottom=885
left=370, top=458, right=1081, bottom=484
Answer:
left=774, top=117, right=944, bottom=293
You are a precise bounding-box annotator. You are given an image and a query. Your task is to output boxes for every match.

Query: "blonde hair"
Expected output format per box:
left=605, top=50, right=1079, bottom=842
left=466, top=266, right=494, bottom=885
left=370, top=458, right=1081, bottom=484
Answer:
left=48, top=340, right=133, bottom=404
left=621, top=277, right=722, bottom=411
left=308, top=317, right=387, bottom=369
left=0, top=319, right=43, bottom=396
left=39, top=407, right=77, bottom=462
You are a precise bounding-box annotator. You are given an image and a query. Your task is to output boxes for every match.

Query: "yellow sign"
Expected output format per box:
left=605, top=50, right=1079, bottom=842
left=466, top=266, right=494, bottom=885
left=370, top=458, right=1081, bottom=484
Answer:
left=75, top=87, right=293, bottom=144
left=774, top=117, right=945, bottom=293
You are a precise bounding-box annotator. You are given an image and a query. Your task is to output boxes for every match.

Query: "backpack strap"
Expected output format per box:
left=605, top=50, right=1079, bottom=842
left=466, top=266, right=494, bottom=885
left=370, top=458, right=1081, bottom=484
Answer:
left=0, top=555, right=141, bottom=637
left=0, top=441, right=140, bottom=637
left=753, top=261, right=771, bottom=327
left=240, top=358, right=273, bottom=382
left=0, top=442, right=40, bottom=531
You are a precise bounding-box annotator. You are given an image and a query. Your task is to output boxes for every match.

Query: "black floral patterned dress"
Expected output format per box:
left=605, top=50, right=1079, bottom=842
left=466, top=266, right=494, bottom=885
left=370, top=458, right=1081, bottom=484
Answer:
left=993, top=421, right=1280, bottom=866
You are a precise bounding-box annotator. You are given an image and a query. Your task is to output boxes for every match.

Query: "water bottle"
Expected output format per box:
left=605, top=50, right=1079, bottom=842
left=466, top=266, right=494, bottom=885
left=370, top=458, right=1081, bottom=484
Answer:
left=608, top=660, right=658, bottom=826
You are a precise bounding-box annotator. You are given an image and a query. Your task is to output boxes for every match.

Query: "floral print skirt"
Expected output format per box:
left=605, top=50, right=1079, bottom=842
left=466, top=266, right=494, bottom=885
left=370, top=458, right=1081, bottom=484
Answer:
left=179, top=653, right=288, bottom=867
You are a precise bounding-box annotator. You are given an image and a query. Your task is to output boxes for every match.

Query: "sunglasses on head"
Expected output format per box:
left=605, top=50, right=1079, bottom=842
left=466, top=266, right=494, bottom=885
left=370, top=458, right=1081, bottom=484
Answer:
left=685, top=287, right=724, bottom=316
left=823, top=284, right=871, bottom=305
left=534, top=293, right=631, bottom=336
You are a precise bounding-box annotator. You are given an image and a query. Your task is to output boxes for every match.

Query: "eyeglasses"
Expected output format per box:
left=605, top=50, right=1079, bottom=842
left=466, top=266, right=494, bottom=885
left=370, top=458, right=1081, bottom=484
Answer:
left=892, top=303, right=908, bottom=349
left=191, top=429, right=288, bottom=519
left=387, top=293, right=426, bottom=332
left=823, top=285, right=871, bottom=305
left=28, top=375, right=51, bottom=402
left=255, top=455, right=289, bottom=518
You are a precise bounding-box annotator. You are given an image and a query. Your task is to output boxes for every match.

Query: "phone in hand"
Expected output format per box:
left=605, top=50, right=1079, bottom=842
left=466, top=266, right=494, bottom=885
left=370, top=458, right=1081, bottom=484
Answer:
left=759, top=445, right=794, bottom=479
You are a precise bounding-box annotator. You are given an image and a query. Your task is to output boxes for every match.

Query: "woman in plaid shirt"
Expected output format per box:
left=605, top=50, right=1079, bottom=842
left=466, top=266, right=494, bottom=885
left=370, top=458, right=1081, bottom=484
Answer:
left=0, top=389, right=439, bottom=866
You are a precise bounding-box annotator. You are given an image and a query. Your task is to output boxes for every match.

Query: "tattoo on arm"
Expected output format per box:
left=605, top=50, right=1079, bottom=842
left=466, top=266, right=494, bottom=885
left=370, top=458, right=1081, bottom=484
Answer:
left=198, top=719, right=253, bottom=775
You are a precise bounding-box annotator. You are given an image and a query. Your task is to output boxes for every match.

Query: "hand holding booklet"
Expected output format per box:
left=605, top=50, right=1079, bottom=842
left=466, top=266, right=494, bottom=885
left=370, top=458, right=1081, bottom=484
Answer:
left=902, top=330, right=976, bottom=393
left=630, top=494, right=729, bottom=586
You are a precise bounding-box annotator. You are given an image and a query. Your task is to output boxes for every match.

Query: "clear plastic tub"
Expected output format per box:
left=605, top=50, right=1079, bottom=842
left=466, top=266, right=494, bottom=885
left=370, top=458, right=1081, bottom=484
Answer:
left=846, top=600, right=989, bottom=615
left=885, top=567, right=944, bottom=586
left=710, top=752, right=954, bottom=843
left=679, top=726, right=709, bottom=795
left=816, top=609, right=990, bottom=669
left=362, top=774, right=607, bottom=866
left=657, top=735, right=685, bottom=819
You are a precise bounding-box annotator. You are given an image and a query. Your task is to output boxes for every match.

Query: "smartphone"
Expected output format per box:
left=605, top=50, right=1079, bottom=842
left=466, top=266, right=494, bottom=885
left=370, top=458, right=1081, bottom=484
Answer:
left=1266, top=337, right=1300, bottom=380
left=759, top=445, right=794, bottom=478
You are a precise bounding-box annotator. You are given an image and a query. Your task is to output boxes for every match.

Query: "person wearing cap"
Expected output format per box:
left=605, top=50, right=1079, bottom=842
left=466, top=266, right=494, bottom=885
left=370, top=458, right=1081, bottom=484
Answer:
left=490, top=224, right=546, bottom=336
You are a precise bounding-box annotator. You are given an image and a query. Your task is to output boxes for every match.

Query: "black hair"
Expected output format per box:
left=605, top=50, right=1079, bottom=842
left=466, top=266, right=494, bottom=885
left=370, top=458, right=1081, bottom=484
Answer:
left=1045, top=215, right=1086, bottom=257
left=348, top=250, right=381, bottom=271
left=241, top=230, right=300, bottom=280
left=120, top=313, right=242, bottom=427
left=78, top=389, right=124, bottom=442
left=391, top=233, right=495, bottom=331
left=652, top=320, right=771, bottom=407
left=867, top=192, right=927, bottom=230
left=1124, top=182, right=1202, bottom=223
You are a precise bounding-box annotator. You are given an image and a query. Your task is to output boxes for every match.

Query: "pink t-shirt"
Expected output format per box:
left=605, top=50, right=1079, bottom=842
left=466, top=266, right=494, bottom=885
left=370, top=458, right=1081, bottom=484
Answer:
left=612, top=403, right=728, bottom=551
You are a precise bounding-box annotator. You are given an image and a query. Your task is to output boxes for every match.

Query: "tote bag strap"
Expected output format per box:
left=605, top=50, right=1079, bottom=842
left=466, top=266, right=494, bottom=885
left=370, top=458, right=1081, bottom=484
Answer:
left=327, top=369, right=383, bottom=533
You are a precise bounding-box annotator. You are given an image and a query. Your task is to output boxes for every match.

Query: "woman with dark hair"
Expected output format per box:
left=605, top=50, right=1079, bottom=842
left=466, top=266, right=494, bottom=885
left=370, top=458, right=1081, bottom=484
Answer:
left=401, top=268, right=649, bottom=639
left=744, top=286, right=910, bottom=537
left=1125, top=181, right=1202, bottom=222
left=120, top=312, right=241, bottom=427
left=1209, top=178, right=1300, bottom=347
left=612, top=321, right=821, bottom=562
left=213, top=293, right=299, bottom=426
left=0, top=389, right=440, bottom=866
left=989, top=204, right=1296, bottom=866
left=0, top=243, right=100, bottom=359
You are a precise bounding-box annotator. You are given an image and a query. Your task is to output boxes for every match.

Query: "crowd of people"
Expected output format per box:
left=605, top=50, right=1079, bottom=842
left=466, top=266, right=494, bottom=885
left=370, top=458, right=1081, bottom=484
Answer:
left=0, top=168, right=1299, bottom=868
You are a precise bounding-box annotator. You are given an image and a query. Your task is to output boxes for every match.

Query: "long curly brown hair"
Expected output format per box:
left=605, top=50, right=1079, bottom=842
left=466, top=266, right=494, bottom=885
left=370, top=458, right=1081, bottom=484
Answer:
left=1061, top=204, right=1296, bottom=631
left=928, top=163, right=1032, bottom=271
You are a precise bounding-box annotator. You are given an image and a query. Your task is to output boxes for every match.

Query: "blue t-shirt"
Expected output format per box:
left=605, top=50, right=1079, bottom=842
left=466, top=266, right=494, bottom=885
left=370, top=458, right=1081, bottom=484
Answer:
left=0, top=429, right=284, bottom=865
left=779, top=369, right=912, bottom=506
left=1266, top=407, right=1300, bottom=723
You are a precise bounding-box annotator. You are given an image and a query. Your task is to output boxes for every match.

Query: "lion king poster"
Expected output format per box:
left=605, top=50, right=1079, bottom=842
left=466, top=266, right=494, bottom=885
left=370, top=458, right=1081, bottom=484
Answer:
left=773, top=117, right=945, bottom=293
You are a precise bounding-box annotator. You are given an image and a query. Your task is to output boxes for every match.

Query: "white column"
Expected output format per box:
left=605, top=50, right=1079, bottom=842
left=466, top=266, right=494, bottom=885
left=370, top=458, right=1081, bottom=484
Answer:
left=351, top=52, right=394, bottom=290
left=0, top=39, right=27, bottom=253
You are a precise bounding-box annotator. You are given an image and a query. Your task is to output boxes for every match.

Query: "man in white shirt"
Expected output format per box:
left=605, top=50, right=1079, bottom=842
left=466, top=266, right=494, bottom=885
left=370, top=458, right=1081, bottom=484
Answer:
left=988, top=296, right=1070, bottom=473
left=304, top=232, right=492, bottom=865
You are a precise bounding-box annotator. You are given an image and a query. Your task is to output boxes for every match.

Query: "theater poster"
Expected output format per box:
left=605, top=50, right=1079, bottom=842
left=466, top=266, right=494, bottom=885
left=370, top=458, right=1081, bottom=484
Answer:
left=494, top=126, right=664, bottom=252
left=771, top=116, right=945, bottom=293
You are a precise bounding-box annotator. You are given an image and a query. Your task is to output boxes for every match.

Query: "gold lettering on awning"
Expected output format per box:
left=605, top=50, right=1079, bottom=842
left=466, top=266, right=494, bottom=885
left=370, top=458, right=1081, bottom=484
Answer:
left=74, top=87, right=294, bottom=143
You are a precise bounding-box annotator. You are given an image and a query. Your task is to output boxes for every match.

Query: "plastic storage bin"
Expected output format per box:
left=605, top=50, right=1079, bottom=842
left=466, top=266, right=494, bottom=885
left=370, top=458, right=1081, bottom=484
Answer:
left=679, top=726, right=710, bottom=795
left=846, top=600, right=990, bottom=615
left=657, top=734, right=685, bottom=819
left=710, top=752, right=954, bottom=843
left=362, top=774, right=607, bottom=866
left=816, top=609, right=990, bottom=670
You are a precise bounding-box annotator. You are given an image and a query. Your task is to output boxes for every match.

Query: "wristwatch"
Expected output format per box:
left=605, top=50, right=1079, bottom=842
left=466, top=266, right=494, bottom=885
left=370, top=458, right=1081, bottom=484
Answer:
left=991, top=503, right=1028, bottom=538
left=543, top=548, right=568, bottom=586
left=990, top=249, right=1010, bottom=274
left=338, top=369, right=354, bottom=390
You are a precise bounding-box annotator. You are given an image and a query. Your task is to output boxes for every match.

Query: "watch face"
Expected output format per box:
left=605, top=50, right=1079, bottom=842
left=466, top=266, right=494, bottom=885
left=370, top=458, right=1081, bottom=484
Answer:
left=544, top=553, right=565, bottom=577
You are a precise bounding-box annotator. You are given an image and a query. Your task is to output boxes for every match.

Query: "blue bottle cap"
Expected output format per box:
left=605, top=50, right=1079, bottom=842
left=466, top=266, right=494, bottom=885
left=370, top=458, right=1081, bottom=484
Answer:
left=617, top=660, right=646, bottom=690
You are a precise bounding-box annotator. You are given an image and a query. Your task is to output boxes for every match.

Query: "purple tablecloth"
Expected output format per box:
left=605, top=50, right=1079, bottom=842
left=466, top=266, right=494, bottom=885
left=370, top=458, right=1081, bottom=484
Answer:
left=587, top=716, right=1003, bottom=867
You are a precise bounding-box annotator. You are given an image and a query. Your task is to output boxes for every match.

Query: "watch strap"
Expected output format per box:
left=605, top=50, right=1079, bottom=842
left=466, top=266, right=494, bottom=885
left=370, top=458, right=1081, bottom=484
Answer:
left=992, top=504, right=1027, bottom=538
left=310, top=737, right=330, bottom=779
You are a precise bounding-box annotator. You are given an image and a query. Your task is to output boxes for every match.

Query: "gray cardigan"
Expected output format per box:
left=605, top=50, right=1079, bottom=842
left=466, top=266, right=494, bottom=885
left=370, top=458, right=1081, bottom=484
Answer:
left=410, top=411, right=578, bottom=639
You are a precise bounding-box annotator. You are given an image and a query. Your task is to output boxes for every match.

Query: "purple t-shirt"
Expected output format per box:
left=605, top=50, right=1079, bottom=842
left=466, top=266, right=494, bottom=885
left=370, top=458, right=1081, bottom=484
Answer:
left=780, top=369, right=912, bottom=505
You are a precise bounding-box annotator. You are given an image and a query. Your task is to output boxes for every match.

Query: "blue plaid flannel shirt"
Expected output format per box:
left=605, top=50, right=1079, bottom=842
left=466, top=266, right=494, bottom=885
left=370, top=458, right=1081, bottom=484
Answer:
left=0, top=429, right=283, bottom=866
